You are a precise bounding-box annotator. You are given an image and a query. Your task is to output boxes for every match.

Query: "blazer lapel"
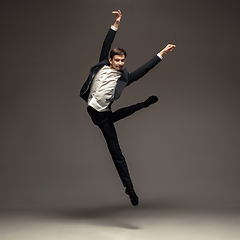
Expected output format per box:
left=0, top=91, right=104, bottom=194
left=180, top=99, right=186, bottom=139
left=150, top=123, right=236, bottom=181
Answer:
left=113, top=68, right=128, bottom=101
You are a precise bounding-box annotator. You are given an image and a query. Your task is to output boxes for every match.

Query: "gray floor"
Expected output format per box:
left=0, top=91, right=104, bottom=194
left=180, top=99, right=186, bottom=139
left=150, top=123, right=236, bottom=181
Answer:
left=1, top=205, right=240, bottom=240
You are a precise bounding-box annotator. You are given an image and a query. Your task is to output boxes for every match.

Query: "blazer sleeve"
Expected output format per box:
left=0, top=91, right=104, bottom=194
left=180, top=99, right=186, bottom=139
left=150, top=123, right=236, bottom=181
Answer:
left=99, top=28, right=117, bottom=62
left=127, top=55, right=162, bottom=86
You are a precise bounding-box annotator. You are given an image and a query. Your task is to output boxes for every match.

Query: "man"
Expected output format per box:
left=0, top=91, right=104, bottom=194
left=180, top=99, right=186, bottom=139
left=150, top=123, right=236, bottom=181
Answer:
left=80, top=10, right=176, bottom=206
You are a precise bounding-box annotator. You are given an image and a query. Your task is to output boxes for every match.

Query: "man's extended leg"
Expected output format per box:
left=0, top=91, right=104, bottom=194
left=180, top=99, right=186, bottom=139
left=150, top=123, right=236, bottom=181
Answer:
left=113, top=96, right=158, bottom=123
left=98, top=120, right=133, bottom=187
left=98, top=120, right=139, bottom=206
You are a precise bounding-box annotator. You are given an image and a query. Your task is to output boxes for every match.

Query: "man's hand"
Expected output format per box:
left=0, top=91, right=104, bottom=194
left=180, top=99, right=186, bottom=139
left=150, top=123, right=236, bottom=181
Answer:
left=112, top=10, right=122, bottom=28
left=159, top=44, right=176, bottom=57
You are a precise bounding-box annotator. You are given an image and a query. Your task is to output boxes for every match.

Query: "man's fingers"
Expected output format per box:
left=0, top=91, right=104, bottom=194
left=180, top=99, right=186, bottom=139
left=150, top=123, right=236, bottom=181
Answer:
left=160, top=44, right=176, bottom=56
left=167, top=44, right=176, bottom=51
left=112, top=10, right=121, bottom=15
left=112, top=10, right=122, bottom=18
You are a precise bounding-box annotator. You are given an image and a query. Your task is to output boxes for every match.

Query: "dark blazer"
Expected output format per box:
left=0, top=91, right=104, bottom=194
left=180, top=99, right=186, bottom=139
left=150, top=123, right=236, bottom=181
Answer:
left=80, top=27, right=161, bottom=103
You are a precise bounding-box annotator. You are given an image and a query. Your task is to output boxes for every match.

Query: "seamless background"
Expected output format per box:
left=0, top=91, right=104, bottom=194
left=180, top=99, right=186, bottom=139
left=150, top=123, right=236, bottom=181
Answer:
left=1, top=0, right=240, bottom=210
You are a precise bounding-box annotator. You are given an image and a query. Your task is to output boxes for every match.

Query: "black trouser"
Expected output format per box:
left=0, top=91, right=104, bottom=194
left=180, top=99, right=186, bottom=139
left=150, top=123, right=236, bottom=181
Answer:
left=87, top=102, right=145, bottom=188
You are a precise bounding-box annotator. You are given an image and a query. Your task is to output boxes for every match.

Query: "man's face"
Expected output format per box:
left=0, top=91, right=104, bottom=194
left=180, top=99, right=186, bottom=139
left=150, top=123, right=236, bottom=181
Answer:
left=109, top=54, right=125, bottom=71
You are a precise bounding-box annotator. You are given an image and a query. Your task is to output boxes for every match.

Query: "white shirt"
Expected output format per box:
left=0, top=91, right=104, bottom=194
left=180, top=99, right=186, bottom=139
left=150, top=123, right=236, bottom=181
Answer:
left=88, top=65, right=122, bottom=112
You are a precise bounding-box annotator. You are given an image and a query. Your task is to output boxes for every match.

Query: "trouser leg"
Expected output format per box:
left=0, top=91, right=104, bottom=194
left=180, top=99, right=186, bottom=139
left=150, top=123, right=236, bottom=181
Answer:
left=98, top=120, right=133, bottom=188
left=113, top=102, right=145, bottom=123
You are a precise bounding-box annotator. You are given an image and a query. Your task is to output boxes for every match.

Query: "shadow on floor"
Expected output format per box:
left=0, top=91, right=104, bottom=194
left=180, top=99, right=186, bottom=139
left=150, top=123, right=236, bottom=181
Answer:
left=37, top=200, right=175, bottom=229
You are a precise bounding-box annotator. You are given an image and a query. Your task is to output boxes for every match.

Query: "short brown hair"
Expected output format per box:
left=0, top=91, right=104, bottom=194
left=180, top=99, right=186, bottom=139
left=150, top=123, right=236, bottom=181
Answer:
left=110, top=47, right=127, bottom=59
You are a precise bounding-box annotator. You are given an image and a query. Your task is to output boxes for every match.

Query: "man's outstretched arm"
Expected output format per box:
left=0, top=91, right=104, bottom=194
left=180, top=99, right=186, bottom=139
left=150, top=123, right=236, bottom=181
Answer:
left=127, top=44, right=176, bottom=85
left=99, top=10, right=122, bottom=62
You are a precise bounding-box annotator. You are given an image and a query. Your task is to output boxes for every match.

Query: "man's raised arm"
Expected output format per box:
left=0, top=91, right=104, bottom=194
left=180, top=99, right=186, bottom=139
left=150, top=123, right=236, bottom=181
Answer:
left=99, top=10, right=122, bottom=62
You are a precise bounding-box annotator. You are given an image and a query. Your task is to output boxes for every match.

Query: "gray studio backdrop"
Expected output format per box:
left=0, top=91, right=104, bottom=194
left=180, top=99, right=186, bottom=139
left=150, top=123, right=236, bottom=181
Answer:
left=1, top=0, right=240, bottom=210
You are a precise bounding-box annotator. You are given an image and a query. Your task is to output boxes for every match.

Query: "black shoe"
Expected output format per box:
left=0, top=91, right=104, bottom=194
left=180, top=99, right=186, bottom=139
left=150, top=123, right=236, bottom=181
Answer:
left=143, top=95, right=158, bottom=107
left=125, top=186, right=139, bottom=206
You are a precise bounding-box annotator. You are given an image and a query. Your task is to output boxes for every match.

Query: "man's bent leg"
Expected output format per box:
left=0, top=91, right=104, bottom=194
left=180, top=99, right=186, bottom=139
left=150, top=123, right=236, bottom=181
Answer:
left=113, top=96, right=158, bottom=123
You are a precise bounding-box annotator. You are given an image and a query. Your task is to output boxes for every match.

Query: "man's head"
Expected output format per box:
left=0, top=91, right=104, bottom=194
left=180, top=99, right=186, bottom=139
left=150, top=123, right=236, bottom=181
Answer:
left=109, top=47, right=127, bottom=71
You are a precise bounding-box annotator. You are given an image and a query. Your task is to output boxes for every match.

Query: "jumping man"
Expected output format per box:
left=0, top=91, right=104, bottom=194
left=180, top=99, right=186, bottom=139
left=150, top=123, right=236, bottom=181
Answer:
left=80, top=10, right=176, bottom=206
